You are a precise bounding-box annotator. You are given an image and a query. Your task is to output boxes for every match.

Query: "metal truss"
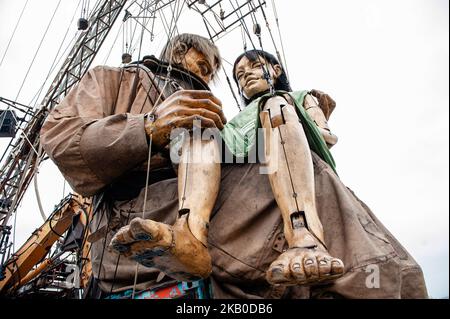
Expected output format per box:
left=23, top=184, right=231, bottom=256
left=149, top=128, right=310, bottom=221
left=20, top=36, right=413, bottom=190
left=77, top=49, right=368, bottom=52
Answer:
left=0, top=0, right=269, bottom=290
left=0, top=0, right=128, bottom=269
left=187, top=0, right=266, bottom=41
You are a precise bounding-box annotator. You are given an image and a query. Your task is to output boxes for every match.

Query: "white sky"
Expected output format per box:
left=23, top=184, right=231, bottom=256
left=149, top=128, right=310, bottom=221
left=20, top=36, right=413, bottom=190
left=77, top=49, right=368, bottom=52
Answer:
left=0, top=0, right=448, bottom=298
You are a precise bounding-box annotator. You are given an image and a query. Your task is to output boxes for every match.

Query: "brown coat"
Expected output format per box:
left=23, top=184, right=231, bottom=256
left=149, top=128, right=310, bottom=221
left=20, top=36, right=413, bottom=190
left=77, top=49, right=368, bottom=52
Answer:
left=40, top=65, right=428, bottom=298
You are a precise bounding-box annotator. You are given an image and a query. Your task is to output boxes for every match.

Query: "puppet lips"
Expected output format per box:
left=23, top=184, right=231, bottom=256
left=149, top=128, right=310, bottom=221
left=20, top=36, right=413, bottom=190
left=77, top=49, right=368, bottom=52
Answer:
left=245, top=77, right=259, bottom=87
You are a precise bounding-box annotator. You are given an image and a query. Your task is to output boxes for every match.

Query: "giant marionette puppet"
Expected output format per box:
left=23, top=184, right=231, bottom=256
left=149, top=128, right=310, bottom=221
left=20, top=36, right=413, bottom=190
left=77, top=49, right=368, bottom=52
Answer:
left=41, top=19, right=427, bottom=295
left=108, top=46, right=427, bottom=297
left=110, top=48, right=345, bottom=286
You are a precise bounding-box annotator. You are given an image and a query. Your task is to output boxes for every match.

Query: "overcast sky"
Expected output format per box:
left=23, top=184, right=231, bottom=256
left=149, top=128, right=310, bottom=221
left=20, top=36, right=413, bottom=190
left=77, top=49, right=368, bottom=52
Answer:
left=0, top=0, right=448, bottom=298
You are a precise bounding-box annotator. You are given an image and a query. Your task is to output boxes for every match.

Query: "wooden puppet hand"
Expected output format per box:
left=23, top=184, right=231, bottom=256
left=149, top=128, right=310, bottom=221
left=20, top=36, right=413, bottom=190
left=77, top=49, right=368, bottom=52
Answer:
left=144, top=90, right=226, bottom=149
left=309, top=89, right=336, bottom=120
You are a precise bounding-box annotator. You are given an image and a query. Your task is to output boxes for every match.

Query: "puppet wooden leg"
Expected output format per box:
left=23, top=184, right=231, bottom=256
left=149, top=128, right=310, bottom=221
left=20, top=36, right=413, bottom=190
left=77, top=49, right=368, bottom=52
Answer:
left=109, top=134, right=220, bottom=282
left=178, top=133, right=221, bottom=246
left=261, top=96, right=344, bottom=286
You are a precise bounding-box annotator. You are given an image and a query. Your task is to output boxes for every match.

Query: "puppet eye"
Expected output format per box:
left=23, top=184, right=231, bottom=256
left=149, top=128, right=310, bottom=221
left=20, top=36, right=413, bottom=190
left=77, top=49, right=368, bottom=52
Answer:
left=197, top=61, right=212, bottom=76
left=252, top=62, right=262, bottom=68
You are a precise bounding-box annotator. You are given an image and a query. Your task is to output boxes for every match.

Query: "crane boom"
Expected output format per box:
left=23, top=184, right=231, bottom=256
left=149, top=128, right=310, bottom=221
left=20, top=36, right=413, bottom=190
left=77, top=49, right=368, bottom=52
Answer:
left=0, top=0, right=128, bottom=264
left=0, top=194, right=92, bottom=293
left=0, top=0, right=270, bottom=295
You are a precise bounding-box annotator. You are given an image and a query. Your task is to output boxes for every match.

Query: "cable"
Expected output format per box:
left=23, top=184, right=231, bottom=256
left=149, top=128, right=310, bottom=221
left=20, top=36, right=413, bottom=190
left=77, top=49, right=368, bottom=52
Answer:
left=48, top=216, right=64, bottom=238
left=94, top=203, right=113, bottom=285
left=103, top=22, right=125, bottom=64
left=222, top=65, right=242, bottom=111
left=29, top=0, right=83, bottom=108
left=109, top=207, right=133, bottom=295
left=230, top=0, right=274, bottom=93
left=33, top=143, right=47, bottom=222
left=78, top=202, right=107, bottom=284
left=12, top=205, right=18, bottom=254
left=132, top=0, right=163, bottom=299
left=82, top=52, right=128, bottom=290
left=131, top=0, right=187, bottom=299
left=270, top=0, right=290, bottom=80
left=0, top=0, right=30, bottom=68
left=15, top=0, right=63, bottom=101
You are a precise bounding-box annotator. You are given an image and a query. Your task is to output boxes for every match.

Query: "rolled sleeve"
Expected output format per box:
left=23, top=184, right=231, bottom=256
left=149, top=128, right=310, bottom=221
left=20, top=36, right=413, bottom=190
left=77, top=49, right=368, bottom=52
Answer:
left=79, top=113, right=149, bottom=185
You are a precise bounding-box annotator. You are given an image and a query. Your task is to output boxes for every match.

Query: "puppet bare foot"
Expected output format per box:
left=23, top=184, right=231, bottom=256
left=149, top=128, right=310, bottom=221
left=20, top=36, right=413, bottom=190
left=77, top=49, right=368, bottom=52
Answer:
left=266, top=228, right=344, bottom=286
left=109, top=215, right=211, bottom=281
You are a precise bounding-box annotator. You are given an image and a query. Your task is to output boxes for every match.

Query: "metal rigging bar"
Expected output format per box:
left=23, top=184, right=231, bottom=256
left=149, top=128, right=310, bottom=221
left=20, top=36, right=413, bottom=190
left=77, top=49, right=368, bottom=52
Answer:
left=0, top=0, right=128, bottom=269
left=187, top=0, right=266, bottom=41
left=0, top=97, right=35, bottom=117
left=43, top=0, right=129, bottom=111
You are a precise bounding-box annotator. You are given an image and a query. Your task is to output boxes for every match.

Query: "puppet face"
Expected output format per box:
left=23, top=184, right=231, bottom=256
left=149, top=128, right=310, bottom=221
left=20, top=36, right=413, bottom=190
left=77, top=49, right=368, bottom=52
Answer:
left=234, top=55, right=282, bottom=99
left=180, top=47, right=216, bottom=84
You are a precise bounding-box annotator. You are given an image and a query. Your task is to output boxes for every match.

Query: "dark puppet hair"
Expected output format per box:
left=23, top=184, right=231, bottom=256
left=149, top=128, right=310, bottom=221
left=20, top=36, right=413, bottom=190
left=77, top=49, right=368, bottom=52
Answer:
left=232, top=49, right=291, bottom=106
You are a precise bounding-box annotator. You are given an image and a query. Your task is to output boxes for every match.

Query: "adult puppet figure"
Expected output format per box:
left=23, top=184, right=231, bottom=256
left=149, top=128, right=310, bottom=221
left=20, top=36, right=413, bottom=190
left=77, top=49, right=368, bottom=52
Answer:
left=40, top=34, right=225, bottom=297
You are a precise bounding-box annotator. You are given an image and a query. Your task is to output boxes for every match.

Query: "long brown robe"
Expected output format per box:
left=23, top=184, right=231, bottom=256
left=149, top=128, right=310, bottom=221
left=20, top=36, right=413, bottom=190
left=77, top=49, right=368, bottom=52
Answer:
left=40, top=64, right=428, bottom=299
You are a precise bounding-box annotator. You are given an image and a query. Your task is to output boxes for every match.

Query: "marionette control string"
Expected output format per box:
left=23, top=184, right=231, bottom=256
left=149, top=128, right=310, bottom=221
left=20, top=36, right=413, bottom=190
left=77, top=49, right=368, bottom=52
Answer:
left=130, top=0, right=185, bottom=299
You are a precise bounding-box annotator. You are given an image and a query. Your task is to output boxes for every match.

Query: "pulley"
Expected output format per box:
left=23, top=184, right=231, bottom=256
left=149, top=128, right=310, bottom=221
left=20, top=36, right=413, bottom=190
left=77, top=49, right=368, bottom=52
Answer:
left=77, top=18, right=89, bottom=30
left=122, top=53, right=132, bottom=64
left=123, top=10, right=132, bottom=22
left=253, top=23, right=261, bottom=37
left=79, top=0, right=90, bottom=30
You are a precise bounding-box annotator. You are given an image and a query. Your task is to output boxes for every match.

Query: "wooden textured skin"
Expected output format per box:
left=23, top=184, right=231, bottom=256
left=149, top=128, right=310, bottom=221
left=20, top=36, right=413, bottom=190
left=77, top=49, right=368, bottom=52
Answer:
left=178, top=133, right=221, bottom=246
left=304, top=94, right=338, bottom=147
left=260, top=96, right=325, bottom=247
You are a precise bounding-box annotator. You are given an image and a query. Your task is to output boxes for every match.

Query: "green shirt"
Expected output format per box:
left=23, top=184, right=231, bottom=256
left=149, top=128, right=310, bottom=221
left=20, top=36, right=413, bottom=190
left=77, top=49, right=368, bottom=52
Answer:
left=220, top=90, right=337, bottom=173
